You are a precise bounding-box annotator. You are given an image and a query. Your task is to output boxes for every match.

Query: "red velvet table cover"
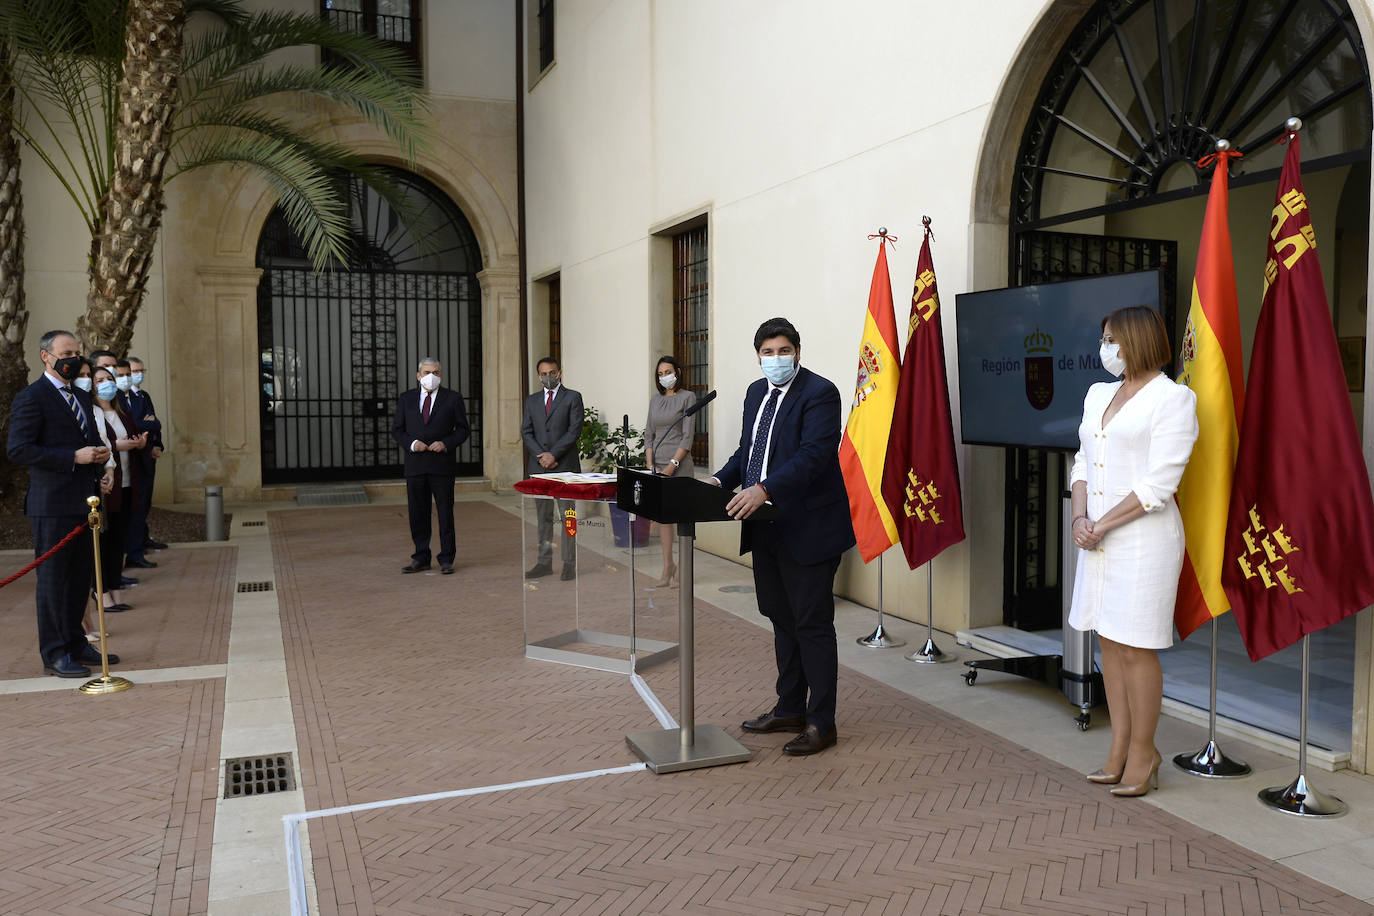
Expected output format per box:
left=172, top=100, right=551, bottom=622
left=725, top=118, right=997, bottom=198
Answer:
left=513, top=477, right=618, bottom=501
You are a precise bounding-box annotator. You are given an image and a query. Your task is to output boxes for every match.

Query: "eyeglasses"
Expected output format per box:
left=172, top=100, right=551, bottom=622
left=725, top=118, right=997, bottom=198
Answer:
left=1099, top=336, right=1116, bottom=346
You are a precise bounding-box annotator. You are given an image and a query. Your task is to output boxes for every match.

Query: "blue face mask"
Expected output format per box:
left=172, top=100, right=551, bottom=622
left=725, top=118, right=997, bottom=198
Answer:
left=96, top=380, right=118, bottom=400
left=115, top=375, right=132, bottom=392
left=74, top=377, right=92, bottom=392
left=760, top=354, right=797, bottom=386
left=130, top=371, right=144, bottom=386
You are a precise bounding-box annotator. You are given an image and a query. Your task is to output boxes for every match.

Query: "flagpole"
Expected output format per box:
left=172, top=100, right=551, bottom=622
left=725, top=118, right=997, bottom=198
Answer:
left=858, top=552, right=906, bottom=648
left=1173, top=616, right=1250, bottom=777
left=907, top=561, right=954, bottom=663
left=1258, top=634, right=1347, bottom=816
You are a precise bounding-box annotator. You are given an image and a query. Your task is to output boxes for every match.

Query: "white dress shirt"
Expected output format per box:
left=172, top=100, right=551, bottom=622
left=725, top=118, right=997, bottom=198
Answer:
left=748, top=373, right=796, bottom=482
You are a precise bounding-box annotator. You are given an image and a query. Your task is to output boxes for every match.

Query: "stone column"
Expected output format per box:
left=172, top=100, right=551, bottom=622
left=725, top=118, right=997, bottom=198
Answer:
left=477, top=266, right=524, bottom=487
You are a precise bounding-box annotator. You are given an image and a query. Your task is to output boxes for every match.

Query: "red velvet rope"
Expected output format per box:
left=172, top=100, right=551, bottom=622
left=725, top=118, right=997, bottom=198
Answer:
left=0, top=521, right=89, bottom=589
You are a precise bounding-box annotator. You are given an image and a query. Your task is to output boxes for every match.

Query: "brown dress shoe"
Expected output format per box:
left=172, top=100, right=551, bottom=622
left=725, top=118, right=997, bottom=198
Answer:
left=741, top=711, right=806, bottom=733
left=783, top=724, right=838, bottom=756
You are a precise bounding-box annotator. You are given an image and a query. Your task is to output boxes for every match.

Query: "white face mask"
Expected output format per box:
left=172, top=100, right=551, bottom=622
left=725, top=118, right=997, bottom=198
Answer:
left=74, top=377, right=93, bottom=392
left=1099, top=342, right=1126, bottom=378
left=419, top=372, right=440, bottom=392
left=659, top=373, right=677, bottom=390
left=115, top=375, right=133, bottom=392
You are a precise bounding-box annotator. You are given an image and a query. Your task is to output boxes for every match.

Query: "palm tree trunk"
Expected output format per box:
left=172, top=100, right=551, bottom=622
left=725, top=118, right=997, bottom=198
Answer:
left=0, top=42, right=31, bottom=512
left=78, top=0, right=186, bottom=354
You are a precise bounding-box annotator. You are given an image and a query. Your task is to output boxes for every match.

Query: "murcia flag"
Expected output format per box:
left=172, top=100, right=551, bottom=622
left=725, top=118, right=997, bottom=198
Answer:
left=881, top=219, right=965, bottom=570
left=1221, top=130, right=1374, bottom=662
left=1174, top=149, right=1245, bottom=641
left=840, top=236, right=902, bottom=562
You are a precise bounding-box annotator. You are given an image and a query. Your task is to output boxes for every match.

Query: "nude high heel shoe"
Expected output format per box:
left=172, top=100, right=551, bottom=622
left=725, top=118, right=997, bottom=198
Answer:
left=652, top=562, right=677, bottom=589
left=1110, top=749, right=1162, bottom=797
left=1085, top=767, right=1123, bottom=785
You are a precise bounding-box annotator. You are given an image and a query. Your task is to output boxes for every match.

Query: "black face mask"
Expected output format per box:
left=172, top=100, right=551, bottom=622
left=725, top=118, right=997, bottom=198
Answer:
left=51, top=355, right=83, bottom=381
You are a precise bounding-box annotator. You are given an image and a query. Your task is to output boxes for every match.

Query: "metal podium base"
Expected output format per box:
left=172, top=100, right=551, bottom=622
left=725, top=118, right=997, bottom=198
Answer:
left=1259, top=774, right=1348, bottom=817
left=907, top=637, right=954, bottom=663
left=625, top=725, right=753, bottom=774
left=857, top=624, right=906, bottom=649
left=1173, top=740, right=1251, bottom=778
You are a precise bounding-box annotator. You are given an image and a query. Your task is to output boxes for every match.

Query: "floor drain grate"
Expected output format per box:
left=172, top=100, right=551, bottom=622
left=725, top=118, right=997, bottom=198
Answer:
left=236, top=581, right=274, bottom=593
left=223, top=753, right=295, bottom=798
left=718, top=585, right=755, bottom=594
left=296, top=485, right=369, bottom=507
left=241, top=520, right=266, bottom=528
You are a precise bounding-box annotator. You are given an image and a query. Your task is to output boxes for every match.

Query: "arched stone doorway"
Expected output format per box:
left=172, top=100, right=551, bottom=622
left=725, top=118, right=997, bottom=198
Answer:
left=255, top=167, right=485, bottom=483
left=973, top=0, right=1372, bottom=756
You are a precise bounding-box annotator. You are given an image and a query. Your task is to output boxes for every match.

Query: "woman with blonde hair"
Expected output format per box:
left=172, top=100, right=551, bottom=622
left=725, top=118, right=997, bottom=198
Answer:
left=1070, top=305, right=1198, bottom=797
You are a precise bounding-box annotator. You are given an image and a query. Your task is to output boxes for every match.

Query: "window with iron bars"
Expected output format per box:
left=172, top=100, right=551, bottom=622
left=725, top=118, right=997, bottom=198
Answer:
left=321, top=0, right=422, bottom=74
left=672, top=226, right=709, bottom=465
left=546, top=274, right=561, bottom=364
left=537, top=0, right=555, bottom=72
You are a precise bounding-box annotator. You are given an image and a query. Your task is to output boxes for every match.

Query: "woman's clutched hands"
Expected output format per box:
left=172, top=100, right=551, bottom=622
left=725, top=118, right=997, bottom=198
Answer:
left=1073, top=516, right=1102, bottom=550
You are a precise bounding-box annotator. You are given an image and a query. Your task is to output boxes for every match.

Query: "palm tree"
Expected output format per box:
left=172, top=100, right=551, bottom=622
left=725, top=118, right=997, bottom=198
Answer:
left=0, top=0, right=428, bottom=353
left=0, top=41, right=27, bottom=510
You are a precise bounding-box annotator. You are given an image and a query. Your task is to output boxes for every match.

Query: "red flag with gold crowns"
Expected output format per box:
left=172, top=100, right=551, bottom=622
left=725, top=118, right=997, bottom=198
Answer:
left=881, top=219, right=965, bottom=569
left=1221, top=130, right=1374, bottom=661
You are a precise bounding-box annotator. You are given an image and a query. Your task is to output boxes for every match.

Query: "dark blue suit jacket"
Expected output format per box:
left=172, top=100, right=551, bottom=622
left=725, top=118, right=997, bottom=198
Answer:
left=119, top=387, right=162, bottom=464
left=392, top=386, right=470, bottom=477
left=714, top=366, right=856, bottom=565
left=7, top=376, right=105, bottom=518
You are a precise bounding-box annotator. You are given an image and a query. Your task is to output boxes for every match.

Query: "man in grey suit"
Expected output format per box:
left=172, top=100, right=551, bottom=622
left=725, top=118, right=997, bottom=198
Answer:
left=520, top=356, right=583, bottom=580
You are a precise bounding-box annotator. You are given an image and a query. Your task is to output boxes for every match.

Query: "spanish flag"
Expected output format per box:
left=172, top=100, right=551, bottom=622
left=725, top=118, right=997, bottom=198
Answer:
left=839, top=237, right=901, bottom=562
left=1174, top=149, right=1245, bottom=641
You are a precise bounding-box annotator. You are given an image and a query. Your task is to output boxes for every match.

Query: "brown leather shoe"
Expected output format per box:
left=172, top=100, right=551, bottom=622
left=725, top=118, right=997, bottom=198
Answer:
left=741, top=711, right=806, bottom=733
left=783, top=724, right=838, bottom=756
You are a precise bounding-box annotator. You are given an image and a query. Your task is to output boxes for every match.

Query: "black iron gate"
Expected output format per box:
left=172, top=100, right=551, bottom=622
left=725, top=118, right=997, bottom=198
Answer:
left=256, top=168, right=483, bottom=483
left=1004, top=230, right=1177, bottom=630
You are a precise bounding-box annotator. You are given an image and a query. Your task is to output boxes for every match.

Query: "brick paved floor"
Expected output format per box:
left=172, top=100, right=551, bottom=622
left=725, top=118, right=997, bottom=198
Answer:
left=273, top=504, right=1369, bottom=915
left=0, top=679, right=224, bottom=915
left=0, top=544, right=235, bottom=679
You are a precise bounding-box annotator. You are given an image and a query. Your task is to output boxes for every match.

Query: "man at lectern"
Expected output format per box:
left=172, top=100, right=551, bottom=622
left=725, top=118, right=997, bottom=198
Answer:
left=521, top=356, right=584, bottom=581
left=707, top=317, right=855, bottom=756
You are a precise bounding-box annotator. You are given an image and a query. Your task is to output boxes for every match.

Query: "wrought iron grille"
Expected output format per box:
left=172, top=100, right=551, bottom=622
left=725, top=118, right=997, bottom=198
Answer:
left=547, top=275, right=562, bottom=364
left=672, top=225, right=709, bottom=465
left=1014, top=0, right=1371, bottom=229
left=321, top=0, right=422, bottom=72
left=1004, top=230, right=1178, bottom=630
left=257, top=168, right=483, bottom=484
left=537, top=0, right=555, bottom=71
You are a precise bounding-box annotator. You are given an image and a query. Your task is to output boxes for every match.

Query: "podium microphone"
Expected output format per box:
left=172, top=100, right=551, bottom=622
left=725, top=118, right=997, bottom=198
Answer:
left=620, top=414, right=630, bottom=467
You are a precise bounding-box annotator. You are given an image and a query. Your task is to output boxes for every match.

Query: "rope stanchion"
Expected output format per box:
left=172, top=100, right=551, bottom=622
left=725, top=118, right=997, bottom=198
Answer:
left=79, top=495, right=132, bottom=696
left=0, top=521, right=88, bottom=589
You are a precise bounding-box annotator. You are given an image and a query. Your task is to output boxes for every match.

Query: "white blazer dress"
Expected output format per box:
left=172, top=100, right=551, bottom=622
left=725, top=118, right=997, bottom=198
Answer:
left=1068, top=374, right=1199, bottom=649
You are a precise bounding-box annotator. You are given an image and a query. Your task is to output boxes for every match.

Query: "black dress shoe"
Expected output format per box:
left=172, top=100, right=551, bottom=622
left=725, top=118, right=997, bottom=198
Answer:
left=560, top=565, right=577, bottom=581
left=440, top=564, right=454, bottom=575
left=101, top=603, right=133, bottom=613
left=125, top=556, right=157, bottom=569
left=145, top=539, right=168, bottom=550
left=783, top=724, right=838, bottom=756
left=401, top=562, right=431, bottom=574
left=120, top=576, right=139, bottom=587
left=76, top=644, right=119, bottom=666
left=525, top=563, right=552, bottom=579
left=44, top=654, right=91, bottom=678
left=741, top=711, right=806, bottom=733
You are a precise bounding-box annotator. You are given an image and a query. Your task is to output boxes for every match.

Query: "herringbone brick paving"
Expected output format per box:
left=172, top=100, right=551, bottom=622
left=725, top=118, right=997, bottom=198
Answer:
left=0, top=678, right=223, bottom=915
left=0, top=544, right=235, bottom=678
left=273, top=503, right=1371, bottom=915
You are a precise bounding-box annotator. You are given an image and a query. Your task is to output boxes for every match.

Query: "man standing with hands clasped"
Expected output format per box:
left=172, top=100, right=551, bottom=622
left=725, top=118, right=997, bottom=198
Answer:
left=521, top=357, right=583, bottom=581
left=7, top=330, right=117, bottom=677
left=708, top=317, right=855, bottom=756
left=393, top=357, right=470, bottom=575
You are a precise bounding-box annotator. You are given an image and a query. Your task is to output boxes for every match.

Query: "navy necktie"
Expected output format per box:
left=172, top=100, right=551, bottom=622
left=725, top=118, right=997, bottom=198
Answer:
left=743, top=388, right=781, bottom=490
left=61, top=387, right=89, bottom=437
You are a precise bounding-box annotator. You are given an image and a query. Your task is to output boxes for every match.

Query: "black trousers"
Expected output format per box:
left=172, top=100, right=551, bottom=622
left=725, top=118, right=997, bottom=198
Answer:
left=31, top=515, right=93, bottom=665
left=749, top=522, right=842, bottom=732
left=535, top=497, right=575, bottom=566
left=406, top=473, right=456, bottom=565
left=126, top=460, right=154, bottom=559
left=101, top=491, right=131, bottom=591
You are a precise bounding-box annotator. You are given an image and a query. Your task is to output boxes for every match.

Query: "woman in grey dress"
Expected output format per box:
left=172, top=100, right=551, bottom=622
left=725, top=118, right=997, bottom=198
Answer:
left=644, top=356, right=697, bottom=587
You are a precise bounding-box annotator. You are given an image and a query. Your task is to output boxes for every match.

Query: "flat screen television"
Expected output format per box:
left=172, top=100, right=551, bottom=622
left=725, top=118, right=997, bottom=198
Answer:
left=954, top=270, right=1164, bottom=451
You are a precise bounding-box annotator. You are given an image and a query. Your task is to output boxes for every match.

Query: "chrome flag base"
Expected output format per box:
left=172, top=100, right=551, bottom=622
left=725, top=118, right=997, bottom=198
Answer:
left=1173, top=739, right=1251, bottom=778
left=857, top=623, right=906, bottom=649
left=1259, top=773, right=1347, bottom=817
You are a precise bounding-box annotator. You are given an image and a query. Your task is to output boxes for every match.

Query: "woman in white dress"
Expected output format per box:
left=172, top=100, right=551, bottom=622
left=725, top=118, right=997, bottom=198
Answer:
left=1069, top=306, right=1198, bottom=798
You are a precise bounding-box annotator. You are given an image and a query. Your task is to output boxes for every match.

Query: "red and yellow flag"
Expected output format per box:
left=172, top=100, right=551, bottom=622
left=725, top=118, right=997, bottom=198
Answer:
left=880, top=220, right=965, bottom=570
left=1174, top=149, right=1246, bottom=641
left=1221, top=130, right=1374, bottom=661
left=840, top=236, right=902, bottom=562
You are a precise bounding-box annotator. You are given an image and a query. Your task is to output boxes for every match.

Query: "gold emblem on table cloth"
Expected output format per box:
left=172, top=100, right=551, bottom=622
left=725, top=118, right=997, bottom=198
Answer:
left=901, top=469, right=945, bottom=525
left=852, top=342, right=882, bottom=408
left=1024, top=328, right=1053, bottom=411
left=564, top=506, right=578, bottom=538
left=1234, top=504, right=1302, bottom=594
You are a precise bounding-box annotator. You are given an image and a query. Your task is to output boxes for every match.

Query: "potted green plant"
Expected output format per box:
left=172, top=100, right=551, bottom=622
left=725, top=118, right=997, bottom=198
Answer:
left=577, top=406, right=651, bottom=546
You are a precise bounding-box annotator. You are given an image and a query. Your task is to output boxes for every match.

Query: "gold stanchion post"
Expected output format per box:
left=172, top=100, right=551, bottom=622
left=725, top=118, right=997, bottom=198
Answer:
left=80, top=495, right=132, bottom=695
